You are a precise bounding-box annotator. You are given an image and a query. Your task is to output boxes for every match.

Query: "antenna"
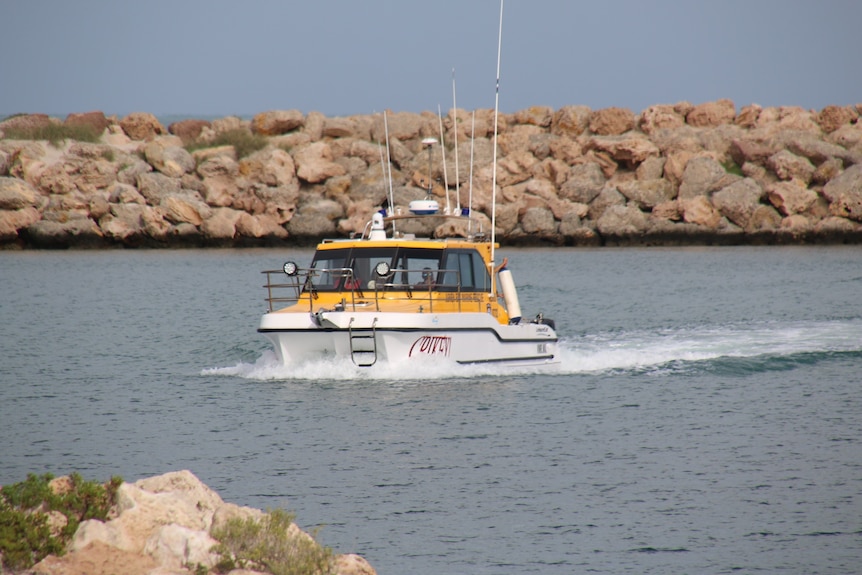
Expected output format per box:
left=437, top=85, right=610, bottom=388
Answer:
left=384, top=111, right=395, bottom=234
left=468, top=110, right=475, bottom=233
left=490, top=0, right=503, bottom=278
left=452, top=68, right=460, bottom=213
left=437, top=104, right=450, bottom=214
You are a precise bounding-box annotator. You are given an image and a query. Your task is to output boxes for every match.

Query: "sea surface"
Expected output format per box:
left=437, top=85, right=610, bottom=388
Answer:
left=2, top=246, right=861, bottom=575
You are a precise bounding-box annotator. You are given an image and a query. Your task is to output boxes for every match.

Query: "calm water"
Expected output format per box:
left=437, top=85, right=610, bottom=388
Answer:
left=2, top=246, right=861, bottom=575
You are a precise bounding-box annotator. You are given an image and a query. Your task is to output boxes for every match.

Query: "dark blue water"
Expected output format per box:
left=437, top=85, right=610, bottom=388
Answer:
left=2, top=247, right=861, bottom=574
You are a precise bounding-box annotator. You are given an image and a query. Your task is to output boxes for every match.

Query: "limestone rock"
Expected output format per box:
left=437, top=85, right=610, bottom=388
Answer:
left=520, top=206, right=557, bottom=235
left=136, top=172, right=182, bottom=204
left=589, top=107, right=636, bottom=135
left=616, top=179, right=676, bottom=210
left=25, top=214, right=103, bottom=247
left=818, top=105, right=858, bottom=133
left=680, top=195, right=722, bottom=228
left=735, top=104, right=762, bottom=128
left=236, top=212, right=288, bottom=239
left=585, top=135, right=660, bottom=168
left=596, top=204, right=648, bottom=237
left=551, top=105, right=591, bottom=137
left=0, top=206, right=41, bottom=241
left=767, top=150, right=815, bottom=183
left=686, top=99, right=736, bottom=127
left=144, top=137, right=195, bottom=178
left=201, top=207, right=242, bottom=239
left=168, top=119, right=211, bottom=144
left=767, top=180, right=819, bottom=216
left=251, top=109, right=305, bottom=135
left=294, top=142, right=347, bottom=184
left=0, top=176, right=42, bottom=209
left=119, top=112, right=166, bottom=141
left=162, top=195, right=211, bottom=226
left=823, top=163, right=862, bottom=221
left=712, top=178, right=764, bottom=229
left=559, top=163, right=606, bottom=203
left=64, top=111, right=110, bottom=134
left=678, top=156, right=730, bottom=199
left=639, top=105, right=686, bottom=135
left=514, top=106, right=554, bottom=127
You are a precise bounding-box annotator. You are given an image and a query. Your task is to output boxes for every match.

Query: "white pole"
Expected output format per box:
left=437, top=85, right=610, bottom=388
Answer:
left=468, top=110, right=475, bottom=233
left=490, top=0, right=503, bottom=279
left=437, top=104, right=450, bottom=214
left=384, top=111, right=396, bottom=234
left=452, top=68, right=460, bottom=212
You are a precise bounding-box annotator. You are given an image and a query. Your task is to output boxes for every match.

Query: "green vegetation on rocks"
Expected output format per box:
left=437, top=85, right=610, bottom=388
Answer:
left=185, top=127, right=267, bottom=159
left=211, top=508, right=335, bottom=575
left=0, top=472, right=123, bottom=571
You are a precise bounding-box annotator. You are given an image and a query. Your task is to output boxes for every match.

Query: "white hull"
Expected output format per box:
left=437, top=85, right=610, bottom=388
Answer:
left=259, top=310, right=558, bottom=366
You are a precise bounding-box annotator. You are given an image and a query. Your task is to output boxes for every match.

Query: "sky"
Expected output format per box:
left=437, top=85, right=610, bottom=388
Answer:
left=2, top=0, right=860, bottom=119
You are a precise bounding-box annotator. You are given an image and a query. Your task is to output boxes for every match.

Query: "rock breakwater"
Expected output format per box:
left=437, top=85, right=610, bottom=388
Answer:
left=1, top=101, right=861, bottom=249
left=7, top=470, right=375, bottom=575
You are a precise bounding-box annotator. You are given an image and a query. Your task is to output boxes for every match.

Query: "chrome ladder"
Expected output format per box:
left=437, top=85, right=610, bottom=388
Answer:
left=348, top=317, right=378, bottom=366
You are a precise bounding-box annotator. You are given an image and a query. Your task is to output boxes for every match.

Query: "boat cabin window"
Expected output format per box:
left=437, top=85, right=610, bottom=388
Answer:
left=307, top=246, right=488, bottom=292
left=438, top=249, right=491, bottom=292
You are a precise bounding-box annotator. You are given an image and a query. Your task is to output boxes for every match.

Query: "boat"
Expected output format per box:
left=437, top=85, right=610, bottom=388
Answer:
left=256, top=0, right=558, bottom=367
left=258, top=212, right=559, bottom=367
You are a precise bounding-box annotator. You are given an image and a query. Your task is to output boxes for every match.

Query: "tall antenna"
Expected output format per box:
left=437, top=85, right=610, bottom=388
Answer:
left=452, top=68, right=460, bottom=213
left=437, top=104, right=451, bottom=214
left=468, top=110, right=475, bottom=233
left=383, top=110, right=395, bottom=235
left=490, top=0, right=503, bottom=274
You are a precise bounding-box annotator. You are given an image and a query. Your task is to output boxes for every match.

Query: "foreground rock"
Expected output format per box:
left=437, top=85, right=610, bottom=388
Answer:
left=1, top=101, right=861, bottom=249
left=26, top=470, right=375, bottom=575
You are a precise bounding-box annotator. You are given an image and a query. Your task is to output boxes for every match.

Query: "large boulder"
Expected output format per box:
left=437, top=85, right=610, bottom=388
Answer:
left=616, top=179, right=676, bottom=210
left=0, top=206, right=41, bottom=241
left=520, top=206, right=558, bottom=236
left=136, top=172, right=182, bottom=204
left=639, top=104, right=686, bottom=135
left=168, top=118, right=211, bottom=144
left=823, top=163, right=862, bottom=221
left=589, top=107, right=635, bottom=135
left=119, top=112, right=166, bottom=141
left=767, top=149, right=815, bottom=184
left=585, top=135, right=660, bottom=168
left=0, top=176, right=42, bottom=209
left=25, top=214, right=104, bottom=247
left=680, top=195, right=722, bottom=228
left=817, top=105, right=858, bottom=134
left=251, top=109, right=305, bottom=135
left=678, top=156, right=732, bottom=199
left=712, top=178, right=764, bottom=229
left=767, top=180, right=819, bottom=216
left=686, top=99, right=736, bottom=127
left=64, top=111, right=110, bottom=134
left=559, top=162, right=606, bottom=203
left=596, top=204, right=649, bottom=237
left=144, top=137, right=195, bottom=178
left=293, top=142, right=347, bottom=184
left=551, top=105, right=591, bottom=137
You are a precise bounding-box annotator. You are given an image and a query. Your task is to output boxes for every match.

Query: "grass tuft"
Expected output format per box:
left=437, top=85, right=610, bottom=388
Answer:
left=211, top=508, right=335, bottom=575
left=2, top=124, right=102, bottom=146
left=186, top=128, right=268, bottom=159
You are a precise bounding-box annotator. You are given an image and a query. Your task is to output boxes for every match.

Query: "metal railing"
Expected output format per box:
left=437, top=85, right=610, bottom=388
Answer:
left=262, top=266, right=484, bottom=313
